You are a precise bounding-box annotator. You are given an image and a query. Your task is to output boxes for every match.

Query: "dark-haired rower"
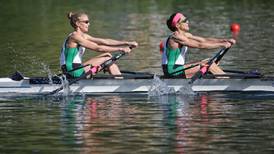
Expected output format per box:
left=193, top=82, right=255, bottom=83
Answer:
left=161, top=12, right=235, bottom=78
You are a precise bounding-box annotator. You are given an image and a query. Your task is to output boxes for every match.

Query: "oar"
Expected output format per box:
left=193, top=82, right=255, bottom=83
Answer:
left=9, top=63, right=91, bottom=82
left=48, top=52, right=126, bottom=95
left=59, top=51, right=124, bottom=76
left=215, top=47, right=230, bottom=64
left=10, top=71, right=25, bottom=81
left=100, top=52, right=126, bottom=70
left=59, top=64, right=91, bottom=76
left=224, top=69, right=261, bottom=76
left=168, top=63, right=200, bottom=76
left=121, top=70, right=154, bottom=76
left=189, top=47, right=230, bottom=84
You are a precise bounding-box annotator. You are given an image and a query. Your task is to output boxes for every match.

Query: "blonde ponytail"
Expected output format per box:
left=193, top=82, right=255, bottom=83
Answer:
left=67, top=11, right=87, bottom=28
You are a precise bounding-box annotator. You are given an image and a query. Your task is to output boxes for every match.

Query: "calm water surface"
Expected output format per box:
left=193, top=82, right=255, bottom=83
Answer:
left=1, top=0, right=274, bottom=153
left=1, top=93, right=274, bottom=153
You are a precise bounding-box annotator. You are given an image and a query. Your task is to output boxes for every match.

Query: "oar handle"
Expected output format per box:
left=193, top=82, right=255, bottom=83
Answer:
left=89, top=52, right=126, bottom=74
left=215, top=47, right=230, bottom=64
left=207, top=47, right=226, bottom=66
left=57, top=64, right=91, bottom=77
left=101, top=52, right=126, bottom=70
left=189, top=47, right=230, bottom=84
left=169, top=64, right=200, bottom=76
left=65, top=64, right=90, bottom=73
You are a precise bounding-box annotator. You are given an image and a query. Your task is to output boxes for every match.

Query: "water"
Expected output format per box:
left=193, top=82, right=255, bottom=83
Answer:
left=148, top=75, right=176, bottom=96
left=1, top=0, right=274, bottom=77
left=1, top=93, right=274, bottom=153
left=1, top=0, right=274, bottom=153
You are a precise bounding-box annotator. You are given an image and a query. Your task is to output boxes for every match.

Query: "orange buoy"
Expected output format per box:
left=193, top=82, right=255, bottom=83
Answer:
left=230, top=23, right=240, bottom=33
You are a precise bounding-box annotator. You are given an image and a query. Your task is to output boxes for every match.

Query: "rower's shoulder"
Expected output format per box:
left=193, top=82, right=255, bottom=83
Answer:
left=70, top=32, right=92, bottom=40
left=69, top=31, right=81, bottom=38
left=172, top=31, right=192, bottom=38
left=69, top=32, right=89, bottom=42
left=170, top=32, right=192, bottom=43
left=185, top=32, right=193, bottom=37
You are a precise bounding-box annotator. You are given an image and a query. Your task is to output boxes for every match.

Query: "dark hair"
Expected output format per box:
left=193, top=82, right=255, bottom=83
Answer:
left=67, top=11, right=87, bottom=28
left=166, top=12, right=180, bottom=32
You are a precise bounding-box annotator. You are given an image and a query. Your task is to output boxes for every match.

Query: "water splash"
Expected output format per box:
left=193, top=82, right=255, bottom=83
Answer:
left=41, top=63, right=72, bottom=97
left=148, top=75, right=175, bottom=97
left=178, top=84, right=196, bottom=95
left=59, top=75, right=71, bottom=96
left=41, top=63, right=53, bottom=85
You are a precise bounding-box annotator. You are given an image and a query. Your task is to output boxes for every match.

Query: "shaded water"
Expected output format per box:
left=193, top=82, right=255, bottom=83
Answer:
left=1, top=0, right=274, bottom=153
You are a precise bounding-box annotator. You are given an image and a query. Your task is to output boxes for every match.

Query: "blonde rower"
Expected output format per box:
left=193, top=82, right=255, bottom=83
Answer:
left=60, top=11, right=138, bottom=78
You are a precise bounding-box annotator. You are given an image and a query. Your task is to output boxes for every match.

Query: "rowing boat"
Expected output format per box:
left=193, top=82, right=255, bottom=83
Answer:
left=1, top=71, right=274, bottom=96
left=1, top=48, right=273, bottom=96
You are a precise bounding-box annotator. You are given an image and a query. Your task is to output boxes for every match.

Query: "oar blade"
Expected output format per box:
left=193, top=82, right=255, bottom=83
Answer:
left=10, top=71, right=24, bottom=81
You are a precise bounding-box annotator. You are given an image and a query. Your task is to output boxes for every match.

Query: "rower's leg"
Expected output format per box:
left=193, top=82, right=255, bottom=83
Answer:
left=208, top=63, right=226, bottom=75
left=184, top=59, right=209, bottom=78
left=107, top=64, right=121, bottom=75
left=199, top=59, right=226, bottom=75
left=184, top=60, right=226, bottom=78
left=184, top=64, right=201, bottom=78
left=83, top=54, right=122, bottom=75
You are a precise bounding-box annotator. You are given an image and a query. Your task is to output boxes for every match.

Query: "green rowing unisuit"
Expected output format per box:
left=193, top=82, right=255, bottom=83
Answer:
left=60, top=33, right=86, bottom=78
left=161, top=36, right=188, bottom=77
left=165, top=46, right=185, bottom=76
left=64, top=47, right=85, bottom=77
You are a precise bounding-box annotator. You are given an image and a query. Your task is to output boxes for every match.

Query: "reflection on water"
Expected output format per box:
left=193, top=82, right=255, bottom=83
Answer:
left=1, top=93, right=274, bottom=153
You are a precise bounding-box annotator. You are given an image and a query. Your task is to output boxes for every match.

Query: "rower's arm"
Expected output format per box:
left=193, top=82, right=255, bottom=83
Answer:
left=172, top=33, right=231, bottom=49
left=86, top=34, right=138, bottom=48
left=72, top=34, right=131, bottom=53
left=191, top=35, right=236, bottom=45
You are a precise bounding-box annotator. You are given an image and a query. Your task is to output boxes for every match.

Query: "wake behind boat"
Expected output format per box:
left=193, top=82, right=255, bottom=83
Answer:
left=1, top=70, right=274, bottom=96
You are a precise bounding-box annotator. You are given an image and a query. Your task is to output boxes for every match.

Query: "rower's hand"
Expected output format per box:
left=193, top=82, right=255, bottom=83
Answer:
left=223, top=42, right=233, bottom=48
left=127, top=41, right=138, bottom=48
left=221, top=38, right=236, bottom=48
left=227, top=38, right=236, bottom=45
left=121, top=47, right=132, bottom=53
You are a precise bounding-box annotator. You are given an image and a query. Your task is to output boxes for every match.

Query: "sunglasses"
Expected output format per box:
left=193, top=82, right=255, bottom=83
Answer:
left=179, top=17, right=189, bottom=24
left=79, top=20, right=89, bottom=24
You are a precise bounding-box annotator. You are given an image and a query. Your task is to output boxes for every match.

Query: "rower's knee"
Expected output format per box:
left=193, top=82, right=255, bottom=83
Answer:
left=209, top=64, right=225, bottom=75
left=108, top=64, right=121, bottom=75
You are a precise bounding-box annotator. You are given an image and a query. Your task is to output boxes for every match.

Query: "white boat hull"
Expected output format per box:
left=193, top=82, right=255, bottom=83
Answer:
left=1, top=76, right=274, bottom=95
